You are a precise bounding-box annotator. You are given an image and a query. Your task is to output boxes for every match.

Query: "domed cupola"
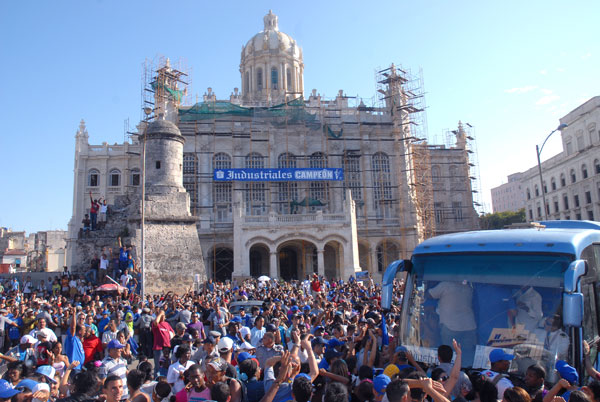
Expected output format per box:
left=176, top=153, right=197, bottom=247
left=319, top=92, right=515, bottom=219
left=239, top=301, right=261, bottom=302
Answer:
left=240, top=10, right=304, bottom=106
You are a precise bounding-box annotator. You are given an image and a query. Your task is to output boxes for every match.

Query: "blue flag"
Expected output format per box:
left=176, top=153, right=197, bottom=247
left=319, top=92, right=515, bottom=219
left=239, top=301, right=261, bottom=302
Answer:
left=381, top=314, right=389, bottom=346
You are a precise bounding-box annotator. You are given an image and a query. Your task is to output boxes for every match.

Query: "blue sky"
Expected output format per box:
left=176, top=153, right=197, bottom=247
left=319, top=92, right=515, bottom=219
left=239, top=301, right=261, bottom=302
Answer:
left=1, top=0, right=598, bottom=234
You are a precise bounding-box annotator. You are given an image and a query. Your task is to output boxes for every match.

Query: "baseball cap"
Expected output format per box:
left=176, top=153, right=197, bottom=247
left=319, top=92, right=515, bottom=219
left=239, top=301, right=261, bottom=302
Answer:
left=217, top=337, right=234, bottom=352
left=203, top=336, right=216, bottom=344
left=556, top=360, right=579, bottom=384
left=20, top=335, right=36, bottom=344
left=237, top=352, right=256, bottom=364
left=328, top=338, right=344, bottom=349
left=32, top=382, right=50, bottom=402
left=207, top=357, right=227, bottom=372
left=489, top=348, right=514, bottom=363
left=311, top=336, right=327, bottom=347
left=107, top=339, right=125, bottom=350
left=0, top=379, right=21, bottom=399
left=182, top=334, right=194, bottom=342
left=324, top=349, right=342, bottom=363
left=16, top=379, right=39, bottom=392
left=209, top=330, right=221, bottom=338
left=294, top=373, right=312, bottom=383
left=36, top=365, right=57, bottom=383
left=374, top=374, right=391, bottom=395
left=265, top=324, right=277, bottom=333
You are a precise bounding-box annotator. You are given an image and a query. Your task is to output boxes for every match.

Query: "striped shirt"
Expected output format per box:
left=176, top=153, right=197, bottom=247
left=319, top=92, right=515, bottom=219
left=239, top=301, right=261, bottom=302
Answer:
left=99, top=356, right=129, bottom=398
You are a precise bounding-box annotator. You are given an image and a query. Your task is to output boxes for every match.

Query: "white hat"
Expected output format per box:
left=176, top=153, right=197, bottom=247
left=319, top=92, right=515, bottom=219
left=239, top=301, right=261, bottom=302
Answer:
left=20, top=335, right=36, bottom=344
left=217, top=337, right=234, bottom=352
left=239, top=326, right=251, bottom=339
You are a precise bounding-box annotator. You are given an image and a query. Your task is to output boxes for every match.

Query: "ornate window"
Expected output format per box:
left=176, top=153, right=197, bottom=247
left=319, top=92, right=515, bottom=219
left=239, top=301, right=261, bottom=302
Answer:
left=244, top=71, right=250, bottom=94
left=88, top=169, right=99, bottom=187
left=534, top=185, right=539, bottom=197
left=309, top=152, right=329, bottom=211
left=183, top=154, right=198, bottom=207
left=570, top=169, right=577, bottom=183
left=245, top=153, right=266, bottom=215
left=452, top=201, right=463, bottom=222
left=434, top=202, right=445, bottom=224
left=257, top=68, right=263, bottom=91
left=278, top=153, right=297, bottom=214
left=526, top=188, right=531, bottom=200
left=550, top=177, right=556, bottom=191
left=130, top=169, right=140, bottom=186
left=431, top=165, right=441, bottom=182
left=271, top=67, right=278, bottom=90
left=560, top=173, right=566, bottom=187
left=108, top=169, right=121, bottom=187
left=376, top=242, right=399, bottom=272
left=582, top=164, right=588, bottom=179
left=213, top=153, right=232, bottom=221
left=595, top=159, right=600, bottom=174
left=286, top=68, right=292, bottom=90
left=372, top=152, right=393, bottom=218
left=343, top=151, right=362, bottom=201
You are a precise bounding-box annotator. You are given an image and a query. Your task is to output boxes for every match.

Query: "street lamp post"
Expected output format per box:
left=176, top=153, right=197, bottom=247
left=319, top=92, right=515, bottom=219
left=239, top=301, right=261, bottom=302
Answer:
left=536, top=123, right=568, bottom=220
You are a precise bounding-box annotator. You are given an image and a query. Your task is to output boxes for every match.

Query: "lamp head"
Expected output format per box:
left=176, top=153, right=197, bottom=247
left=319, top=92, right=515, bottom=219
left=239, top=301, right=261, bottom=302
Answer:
left=557, top=123, right=568, bottom=131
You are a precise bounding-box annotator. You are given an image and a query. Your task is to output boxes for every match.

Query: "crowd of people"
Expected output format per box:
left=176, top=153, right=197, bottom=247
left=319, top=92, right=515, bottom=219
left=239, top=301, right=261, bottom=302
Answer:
left=0, top=272, right=598, bottom=402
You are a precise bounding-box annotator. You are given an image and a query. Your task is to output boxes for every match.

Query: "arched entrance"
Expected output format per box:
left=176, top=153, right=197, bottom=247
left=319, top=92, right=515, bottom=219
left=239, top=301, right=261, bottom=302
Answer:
left=209, top=247, right=233, bottom=283
left=277, top=240, right=317, bottom=281
left=278, top=246, right=298, bottom=281
left=376, top=240, right=399, bottom=273
left=249, top=244, right=270, bottom=277
left=358, top=243, right=371, bottom=273
left=324, top=241, right=342, bottom=280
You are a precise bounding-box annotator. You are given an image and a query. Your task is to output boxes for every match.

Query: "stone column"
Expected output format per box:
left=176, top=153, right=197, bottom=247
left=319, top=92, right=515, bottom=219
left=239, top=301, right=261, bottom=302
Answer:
left=371, top=244, right=379, bottom=274
left=269, top=251, right=278, bottom=279
left=317, top=249, right=325, bottom=277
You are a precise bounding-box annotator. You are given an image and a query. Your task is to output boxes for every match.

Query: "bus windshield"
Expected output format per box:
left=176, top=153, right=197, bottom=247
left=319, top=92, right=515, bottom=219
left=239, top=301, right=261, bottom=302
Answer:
left=401, top=253, right=571, bottom=377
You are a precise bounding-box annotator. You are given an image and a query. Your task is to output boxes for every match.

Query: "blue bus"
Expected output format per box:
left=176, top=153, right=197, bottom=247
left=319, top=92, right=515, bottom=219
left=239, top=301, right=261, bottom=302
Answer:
left=382, top=221, right=600, bottom=381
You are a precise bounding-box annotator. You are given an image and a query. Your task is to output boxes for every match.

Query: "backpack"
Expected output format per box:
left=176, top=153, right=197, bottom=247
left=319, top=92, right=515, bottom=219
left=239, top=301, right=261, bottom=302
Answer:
left=226, top=376, right=248, bottom=402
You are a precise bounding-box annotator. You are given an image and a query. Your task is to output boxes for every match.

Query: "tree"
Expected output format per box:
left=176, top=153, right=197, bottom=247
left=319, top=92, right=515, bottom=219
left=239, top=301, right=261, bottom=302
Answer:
left=479, top=208, right=526, bottom=230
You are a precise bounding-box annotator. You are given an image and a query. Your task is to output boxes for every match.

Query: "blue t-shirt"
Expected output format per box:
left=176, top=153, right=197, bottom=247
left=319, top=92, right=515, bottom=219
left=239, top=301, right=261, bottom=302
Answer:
left=119, top=248, right=128, bottom=262
left=65, top=329, right=84, bottom=370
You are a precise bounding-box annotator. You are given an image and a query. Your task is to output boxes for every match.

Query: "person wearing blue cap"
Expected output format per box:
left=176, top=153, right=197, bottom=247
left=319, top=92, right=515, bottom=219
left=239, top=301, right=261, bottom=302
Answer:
left=481, top=349, right=514, bottom=399
left=99, top=339, right=128, bottom=399
left=543, top=360, right=580, bottom=402
left=0, top=379, right=20, bottom=400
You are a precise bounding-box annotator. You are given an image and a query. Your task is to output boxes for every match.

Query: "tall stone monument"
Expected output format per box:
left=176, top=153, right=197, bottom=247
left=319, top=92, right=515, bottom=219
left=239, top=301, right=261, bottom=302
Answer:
left=142, top=119, right=206, bottom=293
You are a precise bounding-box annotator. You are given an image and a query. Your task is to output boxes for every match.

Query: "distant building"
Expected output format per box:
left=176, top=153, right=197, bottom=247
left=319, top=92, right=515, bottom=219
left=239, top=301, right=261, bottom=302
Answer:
left=0, top=228, right=66, bottom=272
left=490, top=172, right=526, bottom=213
left=519, top=96, right=600, bottom=221
left=27, top=230, right=67, bottom=272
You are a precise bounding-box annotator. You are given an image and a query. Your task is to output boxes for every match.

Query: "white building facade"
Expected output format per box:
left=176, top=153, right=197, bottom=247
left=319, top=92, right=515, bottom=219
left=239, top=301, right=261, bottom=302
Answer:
left=522, top=96, right=600, bottom=222
left=67, top=12, right=479, bottom=281
left=490, top=172, right=526, bottom=213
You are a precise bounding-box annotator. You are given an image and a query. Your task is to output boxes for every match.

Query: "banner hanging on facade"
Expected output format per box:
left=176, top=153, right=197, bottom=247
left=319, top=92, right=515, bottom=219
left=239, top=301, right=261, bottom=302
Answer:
left=213, top=168, right=344, bottom=182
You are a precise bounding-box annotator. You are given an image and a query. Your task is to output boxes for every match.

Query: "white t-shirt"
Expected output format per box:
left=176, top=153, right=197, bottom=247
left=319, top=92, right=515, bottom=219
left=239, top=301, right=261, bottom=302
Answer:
left=100, top=257, right=109, bottom=270
left=167, top=360, right=194, bottom=393
left=428, top=281, right=476, bottom=331
left=100, top=204, right=108, bottom=214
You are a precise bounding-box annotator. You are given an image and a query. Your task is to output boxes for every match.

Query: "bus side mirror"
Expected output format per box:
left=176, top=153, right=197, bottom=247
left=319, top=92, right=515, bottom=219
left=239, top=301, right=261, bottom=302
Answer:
left=563, top=293, right=583, bottom=327
left=564, top=260, right=587, bottom=293
left=381, top=259, right=411, bottom=310
left=563, top=259, right=587, bottom=327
